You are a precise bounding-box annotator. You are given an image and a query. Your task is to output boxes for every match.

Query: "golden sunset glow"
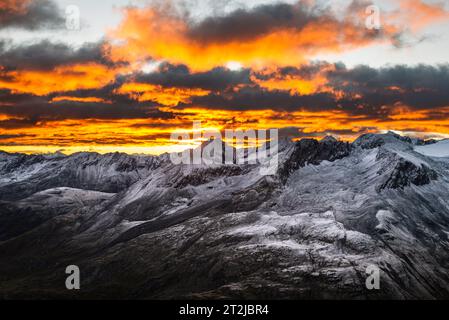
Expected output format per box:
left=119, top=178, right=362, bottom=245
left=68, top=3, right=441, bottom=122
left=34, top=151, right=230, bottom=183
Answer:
left=1, top=0, right=449, bottom=155
left=108, top=6, right=392, bottom=71
left=251, top=65, right=335, bottom=95
left=115, top=83, right=210, bottom=106
left=50, top=96, right=112, bottom=104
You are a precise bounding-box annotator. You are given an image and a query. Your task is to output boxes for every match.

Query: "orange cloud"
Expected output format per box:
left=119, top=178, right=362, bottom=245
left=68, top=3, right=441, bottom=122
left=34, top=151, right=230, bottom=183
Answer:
left=251, top=64, right=336, bottom=95
left=115, top=83, right=210, bottom=106
left=397, top=0, right=449, bottom=31
left=107, top=4, right=388, bottom=71
left=51, top=96, right=112, bottom=104
left=0, top=63, right=117, bottom=96
left=106, top=0, right=449, bottom=72
left=0, top=0, right=29, bottom=13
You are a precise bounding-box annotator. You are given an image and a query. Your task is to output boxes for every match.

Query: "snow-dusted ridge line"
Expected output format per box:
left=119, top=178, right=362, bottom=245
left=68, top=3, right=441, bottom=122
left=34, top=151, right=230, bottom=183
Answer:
left=1, top=132, right=449, bottom=299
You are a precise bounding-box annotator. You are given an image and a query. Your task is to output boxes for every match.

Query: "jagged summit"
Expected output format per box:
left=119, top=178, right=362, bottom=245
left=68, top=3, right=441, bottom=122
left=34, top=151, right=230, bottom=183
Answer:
left=320, top=135, right=338, bottom=143
left=353, top=131, right=407, bottom=149
left=187, top=137, right=237, bottom=164
left=278, top=136, right=351, bottom=182
left=0, top=132, right=437, bottom=159
left=353, top=131, right=441, bottom=150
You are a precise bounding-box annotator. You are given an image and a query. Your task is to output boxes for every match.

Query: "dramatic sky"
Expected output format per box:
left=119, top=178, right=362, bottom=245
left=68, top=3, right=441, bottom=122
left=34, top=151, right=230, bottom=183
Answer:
left=1, top=0, right=449, bottom=154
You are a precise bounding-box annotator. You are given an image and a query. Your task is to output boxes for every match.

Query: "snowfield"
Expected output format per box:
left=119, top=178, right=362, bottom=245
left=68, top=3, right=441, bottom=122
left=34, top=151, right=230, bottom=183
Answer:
left=415, top=139, right=449, bottom=157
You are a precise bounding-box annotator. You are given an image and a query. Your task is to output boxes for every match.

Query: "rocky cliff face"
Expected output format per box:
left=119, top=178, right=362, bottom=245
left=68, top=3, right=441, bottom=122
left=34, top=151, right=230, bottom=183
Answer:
left=1, top=132, right=449, bottom=299
left=378, top=159, right=438, bottom=190
left=278, top=137, right=352, bottom=182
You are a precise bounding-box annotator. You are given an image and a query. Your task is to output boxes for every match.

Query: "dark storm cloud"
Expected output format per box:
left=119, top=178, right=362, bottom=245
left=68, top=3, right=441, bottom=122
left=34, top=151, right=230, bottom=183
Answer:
left=48, top=77, right=130, bottom=104
left=186, top=86, right=336, bottom=111
left=0, top=40, right=113, bottom=71
left=135, top=63, right=252, bottom=91
left=0, top=89, right=174, bottom=129
left=0, top=89, right=38, bottom=103
left=327, top=64, right=449, bottom=110
left=252, top=62, right=332, bottom=81
left=185, top=1, right=384, bottom=45
left=277, top=63, right=330, bottom=79
left=178, top=63, right=449, bottom=118
left=0, top=117, right=39, bottom=129
left=0, top=133, right=35, bottom=140
left=0, top=100, right=172, bottom=122
left=0, top=0, right=64, bottom=30
left=186, top=2, right=312, bottom=43
left=328, top=64, right=449, bottom=92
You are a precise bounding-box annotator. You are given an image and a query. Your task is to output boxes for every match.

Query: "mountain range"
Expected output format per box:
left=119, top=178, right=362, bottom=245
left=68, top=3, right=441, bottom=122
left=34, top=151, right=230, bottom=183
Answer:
left=1, top=132, right=449, bottom=299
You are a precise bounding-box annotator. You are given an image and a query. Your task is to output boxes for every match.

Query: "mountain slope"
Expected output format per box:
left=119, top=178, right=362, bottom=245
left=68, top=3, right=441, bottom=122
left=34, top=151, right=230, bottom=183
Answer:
left=0, top=152, right=161, bottom=201
left=415, top=139, right=449, bottom=158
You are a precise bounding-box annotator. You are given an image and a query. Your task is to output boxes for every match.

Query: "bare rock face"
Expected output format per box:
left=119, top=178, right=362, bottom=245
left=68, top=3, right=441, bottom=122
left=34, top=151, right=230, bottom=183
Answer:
left=279, top=137, right=351, bottom=182
left=378, top=159, right=438, bottom=191
left=173, top=165, right=245, bottom=188
left=1, top=133, right=449, bottom=299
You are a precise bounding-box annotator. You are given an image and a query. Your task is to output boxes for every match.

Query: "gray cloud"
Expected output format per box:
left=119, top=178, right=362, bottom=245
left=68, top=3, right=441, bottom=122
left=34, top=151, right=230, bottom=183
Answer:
left=176, top=63, right=449, bottom=118
left=186, top=85, right=336, bottom=111
left=328, top=64, right=449, bottom=93
left=0, top=88, right=174, bottom=129
left=327, top=64, right=449, bottom=110
left=0, top=40, right=113, bottom=71
left=134, top=62, right=252, bottom=91
left=0, top=0, right=64, bottom=30
left=187, top=2, right=313, bottom=43
left=0, top=133, right=35, bottom=140
left=183, top=1, right=387, bottom=45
